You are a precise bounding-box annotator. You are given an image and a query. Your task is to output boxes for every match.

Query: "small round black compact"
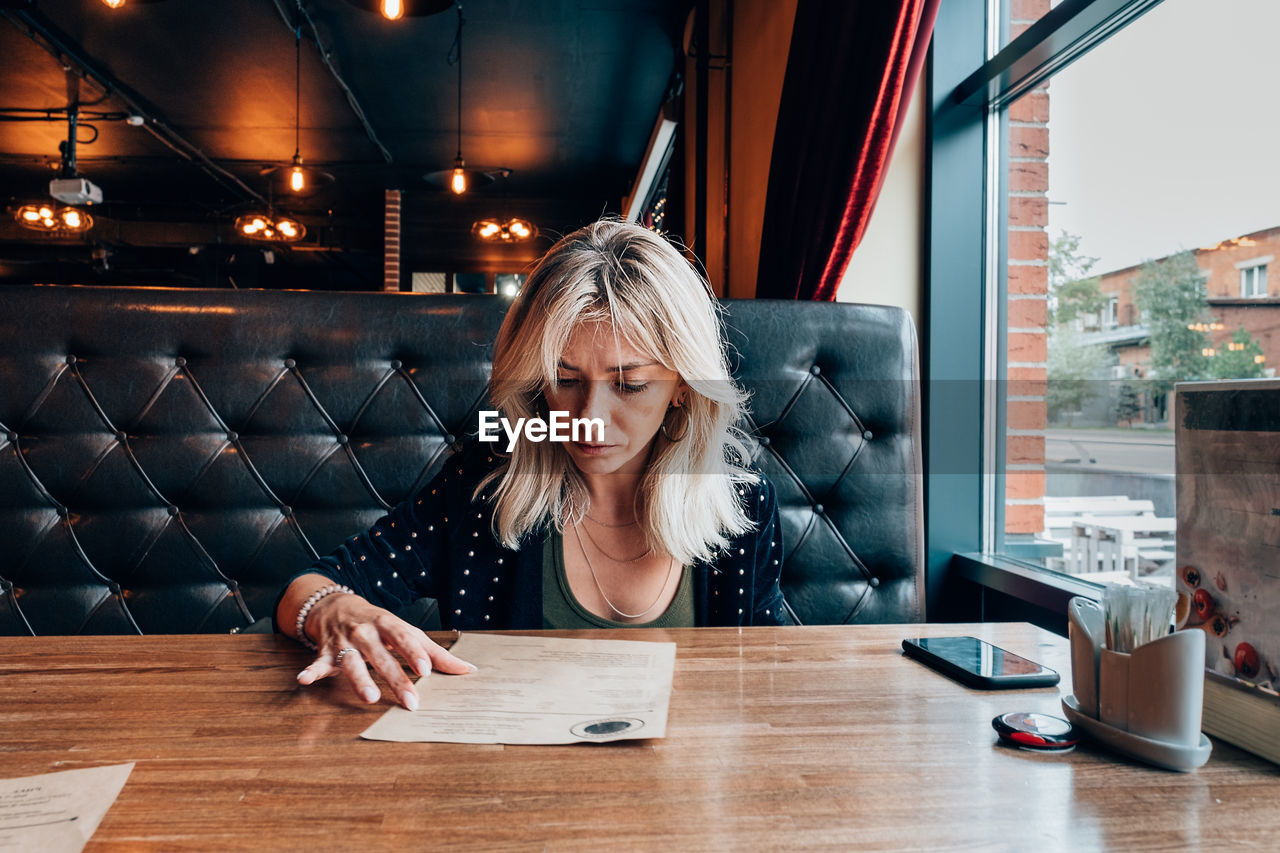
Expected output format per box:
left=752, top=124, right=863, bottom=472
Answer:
left=991, top=712, right=1079, bottom=751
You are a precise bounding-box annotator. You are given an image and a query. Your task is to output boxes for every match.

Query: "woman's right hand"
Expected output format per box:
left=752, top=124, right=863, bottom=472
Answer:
left=292, top=584, right=475, bottom=710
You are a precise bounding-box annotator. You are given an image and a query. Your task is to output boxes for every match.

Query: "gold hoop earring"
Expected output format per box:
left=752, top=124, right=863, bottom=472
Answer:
left=661, top=404, right=690, bottom=442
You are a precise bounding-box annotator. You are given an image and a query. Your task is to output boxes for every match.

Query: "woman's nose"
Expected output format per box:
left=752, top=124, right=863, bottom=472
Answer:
left=578, top=380, right=613, bottom=426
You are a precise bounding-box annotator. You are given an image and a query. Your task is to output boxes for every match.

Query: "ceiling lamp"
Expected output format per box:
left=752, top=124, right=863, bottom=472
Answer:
left=472, top=218, right=537, bottom=243
left=16, top=203, right=93, bottom=233
left=234, top=213, right=306, bottom=242
left=423, top=4, right=508, bottom=194
left=340, top=0, right=453, bottom=20
left=99, top=0, right=171, bottom=8
left=289, top=2, right=307, bottom=193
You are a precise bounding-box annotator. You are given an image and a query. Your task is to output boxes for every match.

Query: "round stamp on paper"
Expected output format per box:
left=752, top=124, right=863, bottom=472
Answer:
left=570, top=718, right=645, bottom=739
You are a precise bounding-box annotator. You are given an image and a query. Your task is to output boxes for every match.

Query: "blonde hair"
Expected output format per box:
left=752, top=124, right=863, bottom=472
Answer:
left=478, top=219, right=757, bottom=566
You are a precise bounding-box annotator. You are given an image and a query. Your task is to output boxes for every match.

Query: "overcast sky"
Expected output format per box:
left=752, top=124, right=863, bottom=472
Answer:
left=1044, top=0, right=1280, bottom=275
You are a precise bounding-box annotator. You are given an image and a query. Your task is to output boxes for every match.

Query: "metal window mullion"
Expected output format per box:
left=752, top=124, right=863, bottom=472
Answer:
left=957, top=0, right=1168, bottom=109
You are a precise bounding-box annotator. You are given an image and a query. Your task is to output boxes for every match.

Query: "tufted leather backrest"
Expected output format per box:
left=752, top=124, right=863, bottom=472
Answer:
left=0, top=286, right=922, bottom=634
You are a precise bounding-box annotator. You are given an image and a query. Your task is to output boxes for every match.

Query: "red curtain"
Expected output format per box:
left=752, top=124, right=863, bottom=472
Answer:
left=756, top=0, right=940, bottom=301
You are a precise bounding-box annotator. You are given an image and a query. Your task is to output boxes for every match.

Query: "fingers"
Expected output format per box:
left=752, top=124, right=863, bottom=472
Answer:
left=422, top=640, right=477, bottom=676
left=377, top=618, right=477, bottom=678
left=337, top=644, right=405, bottom=707
left=294, top=610, right=477, bottom=711
left=296, top=649, right=338, bottom=686
left=352, top=637, right=420, bottom=711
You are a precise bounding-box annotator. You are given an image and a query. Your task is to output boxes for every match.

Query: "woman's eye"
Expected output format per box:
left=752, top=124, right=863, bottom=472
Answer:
left=554, top=377, right=578, bottom=388
left=616, top=382, right=648, bottom=395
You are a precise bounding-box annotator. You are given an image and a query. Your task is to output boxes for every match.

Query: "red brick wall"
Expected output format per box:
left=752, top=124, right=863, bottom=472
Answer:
left=1004, top=0, right=1052, bottom=536
left=1005, top=103, right=1050, bottom=531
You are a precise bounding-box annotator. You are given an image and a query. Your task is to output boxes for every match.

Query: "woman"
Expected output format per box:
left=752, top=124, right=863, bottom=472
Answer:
left=275, top=219, right=789, bottom=710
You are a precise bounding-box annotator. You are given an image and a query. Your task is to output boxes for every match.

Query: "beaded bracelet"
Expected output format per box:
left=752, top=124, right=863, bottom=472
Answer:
left=294, top=584, right=353, bottom=651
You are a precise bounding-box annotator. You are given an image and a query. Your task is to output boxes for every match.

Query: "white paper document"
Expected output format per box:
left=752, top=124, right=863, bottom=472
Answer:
left=361, top=633, right=676, bottom=744
left=0, top=763, right=133, bottom=853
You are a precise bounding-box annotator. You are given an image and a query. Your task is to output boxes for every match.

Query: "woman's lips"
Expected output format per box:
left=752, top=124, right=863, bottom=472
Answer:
left=573, top=442, right=615, bottom=456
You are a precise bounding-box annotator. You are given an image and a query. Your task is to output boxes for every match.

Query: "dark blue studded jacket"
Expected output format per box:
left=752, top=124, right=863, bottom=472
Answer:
left=282, top=442, right=791, bottom=630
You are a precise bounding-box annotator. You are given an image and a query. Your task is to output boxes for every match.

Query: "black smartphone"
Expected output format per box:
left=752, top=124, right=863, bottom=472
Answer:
left=901, top=636, right=1060, bottom=689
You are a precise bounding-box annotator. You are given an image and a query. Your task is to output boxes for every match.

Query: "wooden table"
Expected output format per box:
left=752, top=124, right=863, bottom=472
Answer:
left=2, top=624, right=1276, bottom=850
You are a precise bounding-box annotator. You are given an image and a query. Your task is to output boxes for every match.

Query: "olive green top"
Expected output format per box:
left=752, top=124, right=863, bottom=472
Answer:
left=541, top=531, right=695, bottom=629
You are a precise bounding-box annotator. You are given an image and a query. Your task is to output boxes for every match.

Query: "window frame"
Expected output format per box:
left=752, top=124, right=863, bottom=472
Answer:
left=925, top=0, right=1170, bottom=625
left=1240, top=262, right=1268, bottom=298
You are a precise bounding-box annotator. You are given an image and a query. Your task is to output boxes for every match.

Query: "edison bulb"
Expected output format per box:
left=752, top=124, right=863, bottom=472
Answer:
left=290, top=166, right=305, bottom=192
left=451, top=167, right=467, bottom=195
left=382, top=0, right=403, bottom=20
left=63, top=210, right=82, bottom=229
left=102, top=0, right=126, bottom=8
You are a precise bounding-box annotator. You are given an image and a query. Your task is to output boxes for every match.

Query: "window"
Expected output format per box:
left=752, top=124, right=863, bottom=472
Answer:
left=1240, top=263, right=1268, bottom=298
left=998, top=0, right=1279, bottom=588
left=928, top=0, right=1280, bottom=619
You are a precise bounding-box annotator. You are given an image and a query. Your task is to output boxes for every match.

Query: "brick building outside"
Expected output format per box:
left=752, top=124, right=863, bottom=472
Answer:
left=1073, top=225, right=1279, bottom=423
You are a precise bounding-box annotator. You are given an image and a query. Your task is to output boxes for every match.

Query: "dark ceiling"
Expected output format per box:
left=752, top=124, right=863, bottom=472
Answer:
left=0, top=0, right=684, bottom=288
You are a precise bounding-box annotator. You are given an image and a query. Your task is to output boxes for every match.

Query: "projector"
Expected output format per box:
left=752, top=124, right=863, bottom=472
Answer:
left=49, top=177, right=103, bottom=205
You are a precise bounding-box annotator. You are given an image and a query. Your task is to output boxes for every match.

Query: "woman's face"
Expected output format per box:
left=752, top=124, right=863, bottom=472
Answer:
left=543, top=320, right=687, bottom=481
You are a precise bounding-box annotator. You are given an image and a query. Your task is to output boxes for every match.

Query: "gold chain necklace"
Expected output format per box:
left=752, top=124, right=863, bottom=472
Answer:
left=584, top=512, right=638, bottom=528
left=570, top=522, right=675, bottom=620
left=578, top=520, right=652, bottom=562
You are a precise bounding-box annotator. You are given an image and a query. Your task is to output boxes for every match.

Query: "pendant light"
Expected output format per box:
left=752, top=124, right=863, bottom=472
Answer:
left=289, top=1, right=305, bottom=193
left=423, top=4, right=506, bottom=194
left=471, top=218, right=537, bottom=243
left=99, top=0, right=171, bottom=9
left=234, top=212, right=306, bottom=242
left=340, top=0, right=452, bottom=19
left=16, top=203, right=94, bottom=234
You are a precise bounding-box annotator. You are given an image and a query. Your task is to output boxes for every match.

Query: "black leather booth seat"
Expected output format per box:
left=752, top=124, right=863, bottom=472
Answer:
left=0, top=286, right=922, bottom=634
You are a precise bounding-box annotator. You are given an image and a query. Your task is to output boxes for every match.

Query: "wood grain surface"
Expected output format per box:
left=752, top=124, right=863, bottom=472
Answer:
left=2, top=624, right=1276, bottom=851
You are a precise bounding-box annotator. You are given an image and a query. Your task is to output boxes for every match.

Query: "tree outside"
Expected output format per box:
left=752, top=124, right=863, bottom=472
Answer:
left=1113, top=380, right=1143, bottom=426
left=1046, top=231, right=1108, bottom=424
left=1209, top=326, right=1268, bottom=380
left=1048, top=231, right=1106, bottom=327
left=1047, top=324, right=1106, bottom=423
left=1131, top=251, right=1213, bottom=397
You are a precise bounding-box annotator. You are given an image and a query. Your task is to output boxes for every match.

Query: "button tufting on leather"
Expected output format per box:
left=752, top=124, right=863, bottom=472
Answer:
left=813, top=504, right=824, bottom=515
left=336, top=434, right=349, bottom=445
left=167, top=505, right=180, bottom=516
left=115, top=430, right=127, bottom=442
left=3, top=292, right=920, bottom=634
left=226, top=580, right=238, bottom=590
left=108, top=582, right=122, bottom=594
left=281, top=506, right=293, bottom=517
